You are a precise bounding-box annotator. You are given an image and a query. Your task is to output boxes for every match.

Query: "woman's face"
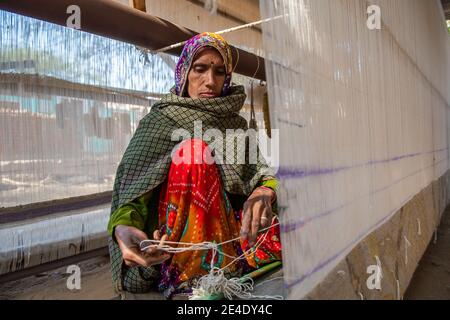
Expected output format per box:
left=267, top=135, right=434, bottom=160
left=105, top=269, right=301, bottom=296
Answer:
left=187, top=48, right=226, bottom=99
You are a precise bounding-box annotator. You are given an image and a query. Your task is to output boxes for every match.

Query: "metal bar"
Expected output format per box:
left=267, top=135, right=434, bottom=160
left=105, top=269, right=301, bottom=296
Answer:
left=0, top=0, right=266, bottom=81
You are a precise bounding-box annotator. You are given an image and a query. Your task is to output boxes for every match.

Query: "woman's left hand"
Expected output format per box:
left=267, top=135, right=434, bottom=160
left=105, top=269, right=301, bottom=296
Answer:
left=240, top=187, right=276, bottom=247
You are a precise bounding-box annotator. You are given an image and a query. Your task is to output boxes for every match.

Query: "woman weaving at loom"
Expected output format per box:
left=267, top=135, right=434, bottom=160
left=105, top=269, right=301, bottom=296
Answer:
left=107, top=32, right=282, bottom=299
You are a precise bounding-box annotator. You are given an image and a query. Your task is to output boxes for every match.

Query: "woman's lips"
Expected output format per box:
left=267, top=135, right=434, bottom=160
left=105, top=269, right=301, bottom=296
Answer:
left=199, top=92, right=217, bottom=98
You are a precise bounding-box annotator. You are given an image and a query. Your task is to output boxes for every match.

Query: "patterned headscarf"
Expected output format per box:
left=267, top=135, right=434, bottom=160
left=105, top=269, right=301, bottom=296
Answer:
left=175, top=32, right=233, bottom=97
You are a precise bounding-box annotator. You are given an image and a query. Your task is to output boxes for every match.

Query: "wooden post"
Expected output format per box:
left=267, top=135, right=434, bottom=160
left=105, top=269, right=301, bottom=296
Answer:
left=131, top=0, right=146, bottom=12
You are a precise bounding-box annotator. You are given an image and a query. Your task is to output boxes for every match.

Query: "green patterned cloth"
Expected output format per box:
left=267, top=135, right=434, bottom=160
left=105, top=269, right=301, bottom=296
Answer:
left=108, top=85, right=276, bottom=293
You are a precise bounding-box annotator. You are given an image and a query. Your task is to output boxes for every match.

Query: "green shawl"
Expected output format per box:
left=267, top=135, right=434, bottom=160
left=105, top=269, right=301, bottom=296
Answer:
left=110, top=85, right=275, bottom=215
left=108, top=85, right=276, bottom=293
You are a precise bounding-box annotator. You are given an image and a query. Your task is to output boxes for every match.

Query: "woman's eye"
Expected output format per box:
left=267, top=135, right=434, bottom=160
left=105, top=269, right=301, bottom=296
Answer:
left=216, top=68, right=226, bottom=75
left=194, top=66, right=206, bottom=73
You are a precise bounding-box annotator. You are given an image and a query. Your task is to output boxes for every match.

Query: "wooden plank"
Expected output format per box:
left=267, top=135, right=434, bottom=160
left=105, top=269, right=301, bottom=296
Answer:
left=131, top=0, right=146, bottom=12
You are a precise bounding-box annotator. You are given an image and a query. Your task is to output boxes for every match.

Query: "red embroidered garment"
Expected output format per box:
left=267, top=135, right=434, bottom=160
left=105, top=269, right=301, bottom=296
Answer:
left=156, top=139, right=282, bottom=296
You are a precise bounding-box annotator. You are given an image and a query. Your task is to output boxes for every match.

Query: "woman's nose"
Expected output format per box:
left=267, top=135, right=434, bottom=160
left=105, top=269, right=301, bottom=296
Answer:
left=204, top=70, right=216, bottom=87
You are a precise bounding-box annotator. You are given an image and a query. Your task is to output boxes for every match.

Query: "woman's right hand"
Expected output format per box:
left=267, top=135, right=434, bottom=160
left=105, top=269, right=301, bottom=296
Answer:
left=114, top=225, right=171, bottom=268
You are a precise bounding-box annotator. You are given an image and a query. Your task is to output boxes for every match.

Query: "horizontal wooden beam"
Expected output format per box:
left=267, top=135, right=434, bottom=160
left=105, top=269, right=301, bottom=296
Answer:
left=0, top=191, right=113, bottom=224
left=0, top=247, right=109, bottom=284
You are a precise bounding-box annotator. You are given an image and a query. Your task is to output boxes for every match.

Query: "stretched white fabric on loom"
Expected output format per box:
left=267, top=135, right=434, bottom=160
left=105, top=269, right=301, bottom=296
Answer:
left=0, top=9, right=267, bottom=208
left=0, top=11, right=175, bottom=207
left=260, top=0, right=450, bottom=298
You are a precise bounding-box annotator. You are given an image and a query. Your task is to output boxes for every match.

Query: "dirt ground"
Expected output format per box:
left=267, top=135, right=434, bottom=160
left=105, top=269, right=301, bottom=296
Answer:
left=0, top=254, right=283, bottom=300
left=404, top=206, right=450, bottom=300
left=0, top=254, right=117, bottom=300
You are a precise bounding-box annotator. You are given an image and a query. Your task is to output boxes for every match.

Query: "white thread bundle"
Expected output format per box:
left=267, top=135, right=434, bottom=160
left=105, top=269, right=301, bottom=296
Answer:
left=190, top=269, right=254, bottom=300
left=190, top=270, right=284, bottom=300
left=140, top=219, right=283, bottom=300
left=189, top=240, right=284, bottom=300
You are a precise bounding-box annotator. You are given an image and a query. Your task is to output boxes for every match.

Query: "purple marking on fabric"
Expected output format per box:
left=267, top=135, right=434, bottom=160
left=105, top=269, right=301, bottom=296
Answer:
left=429, top=147, right=448, bottom=154
left=378, top=152, right=420, bottom=163
left=281, top=202, right=347, bottom=233
left=277, top=165, right=352, bottom=180
left=283, top=155, right=449, bottom=290
left=277, top=118, right=305, bottom=128
left=281, top=155, right=449, bottom=233
left=284, top=198, right=402, bottom=290
left=277, top=148, right=448, bottom=180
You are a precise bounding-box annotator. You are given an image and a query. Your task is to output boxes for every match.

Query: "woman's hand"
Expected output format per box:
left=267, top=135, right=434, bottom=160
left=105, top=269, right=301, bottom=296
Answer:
left=240, top=187, right=276, bottom=247
left=114, top=225, right=171, bottom=268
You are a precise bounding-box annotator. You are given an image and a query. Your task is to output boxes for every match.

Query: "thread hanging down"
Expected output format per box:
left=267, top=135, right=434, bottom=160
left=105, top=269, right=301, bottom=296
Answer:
left=140, top=218, right=283, bottom=300
left=404, top=235, right=411, bottom=266
left=374, top=255, right=383, bottom=287
left=396, top=279, right=402, bottom=300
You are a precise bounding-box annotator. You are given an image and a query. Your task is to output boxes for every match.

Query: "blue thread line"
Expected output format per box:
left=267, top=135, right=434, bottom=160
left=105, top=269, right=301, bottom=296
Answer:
left=281, top=151, right=449, bottom=233
left=283, top=155, right=449, bottom=290
left=277, top=118, right=304, bottom=128
left=277, top=148, right=448, bottom=180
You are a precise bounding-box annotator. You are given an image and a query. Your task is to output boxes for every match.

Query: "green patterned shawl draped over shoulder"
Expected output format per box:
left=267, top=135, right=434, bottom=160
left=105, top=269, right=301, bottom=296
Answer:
left=110, top=85, right=275, bottom=215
